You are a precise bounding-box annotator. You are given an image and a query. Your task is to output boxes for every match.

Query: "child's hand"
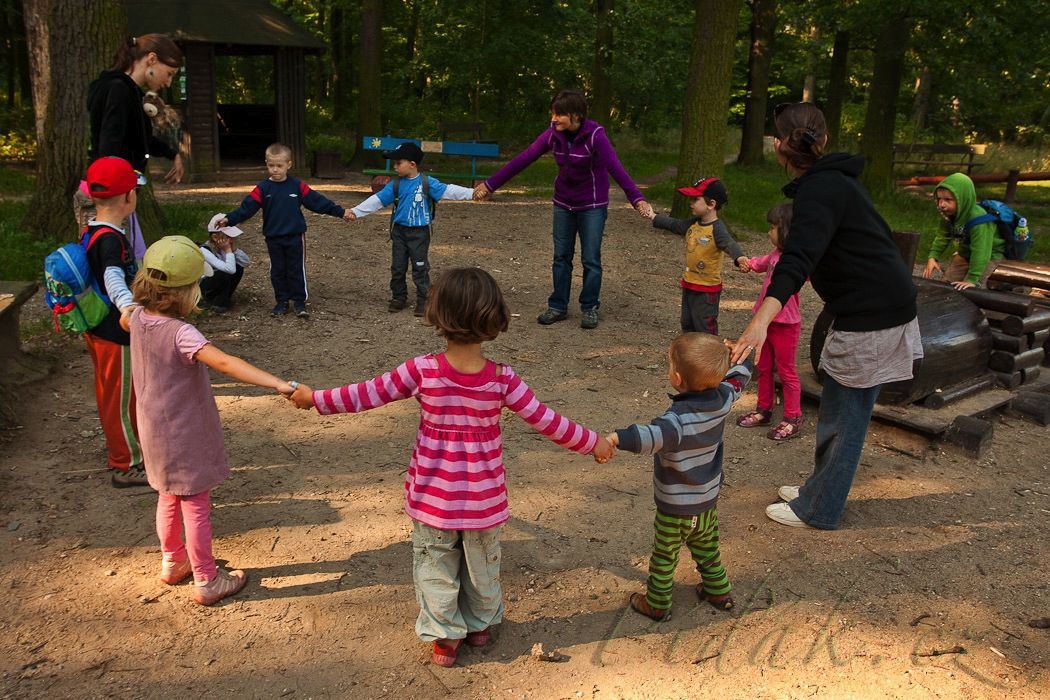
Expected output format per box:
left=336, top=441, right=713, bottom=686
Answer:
left=592, top=435, right=615, bottom=464
left=736, top=256, right=750, bottom=273
left=289, top=384, right=315, bottom=409
left=473, top=182, right=491, bottom=201
left=344, top=210, right=355, bottom=222
left=215, top=217, right=229, bottom=229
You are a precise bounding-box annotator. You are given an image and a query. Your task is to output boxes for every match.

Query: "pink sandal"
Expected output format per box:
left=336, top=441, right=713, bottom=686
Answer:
left=767, top=417, right=802, bottom=441
left=432, top=639, right=462, bottom=667
left=736, top=410, right=772, bottom=428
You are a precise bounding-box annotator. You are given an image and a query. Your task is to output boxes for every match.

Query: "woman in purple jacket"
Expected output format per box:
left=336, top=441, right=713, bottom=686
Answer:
left=474, top=90, right=653, bottom=329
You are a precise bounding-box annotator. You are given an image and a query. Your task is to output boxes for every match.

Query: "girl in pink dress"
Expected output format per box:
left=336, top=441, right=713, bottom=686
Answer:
left=736, top=204, right=804, bottom=440
left=290, top=267, right=613, bottom=667
left=125, top=236, right=294, bottom=605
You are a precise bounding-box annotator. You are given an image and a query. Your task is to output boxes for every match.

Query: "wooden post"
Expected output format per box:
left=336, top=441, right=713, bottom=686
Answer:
left=183, top=43, right=218, bottom=176
left=892, top=230, right=920, bottom=271
left=1005, top=169, right=1020, bottom=203
left=275, top=48, right=307, bottom=165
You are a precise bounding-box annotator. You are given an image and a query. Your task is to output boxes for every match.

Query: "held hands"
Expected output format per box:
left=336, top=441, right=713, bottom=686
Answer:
left=735, top=256, right=751, bottom=273
left=634, top=200, right=655, bottom=220
left=922, top=258, right=942, bottom=279
left=343, top=210, right=356, bottom=222
left=275, top=380, right=296, bottom=396
left=592, top=434, right=616, bottom=464
left=289, top=383, right=315, bottom=409
left=472, top=182, right=492, bottom=201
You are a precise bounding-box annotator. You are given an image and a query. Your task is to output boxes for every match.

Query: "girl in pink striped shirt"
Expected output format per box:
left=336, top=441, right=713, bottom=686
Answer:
left=290, top=268, right=613, bottom=667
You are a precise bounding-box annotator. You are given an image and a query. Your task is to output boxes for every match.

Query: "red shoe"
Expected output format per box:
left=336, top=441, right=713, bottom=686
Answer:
left=465, top=628, right=490, bottom=647
left=431, top=639, right=462, bottom=667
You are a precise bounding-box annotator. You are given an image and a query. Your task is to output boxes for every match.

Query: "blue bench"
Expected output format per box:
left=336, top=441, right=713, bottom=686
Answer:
left=362, top=136, right=500, bottom=185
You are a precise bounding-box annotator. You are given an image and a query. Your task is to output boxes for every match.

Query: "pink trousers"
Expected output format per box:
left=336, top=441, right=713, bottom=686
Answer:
left=757, top=321, right=802, bottom=419
left=156, top=491, right=216, bottom=583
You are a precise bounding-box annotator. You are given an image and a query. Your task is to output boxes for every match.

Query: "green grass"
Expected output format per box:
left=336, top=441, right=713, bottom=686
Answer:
left=160, top=202, right=225, bottom=243
left=0, top=165, right=35, bottom=196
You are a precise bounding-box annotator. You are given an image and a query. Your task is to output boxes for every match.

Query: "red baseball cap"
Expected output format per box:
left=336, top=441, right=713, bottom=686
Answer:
left=676, top=177, right=728, bottom=206
left=85, top=157, right=145, bottom=198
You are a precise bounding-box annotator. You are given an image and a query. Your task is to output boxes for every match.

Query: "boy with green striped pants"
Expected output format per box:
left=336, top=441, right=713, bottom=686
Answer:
left=608, top=333, right=752, bottom=621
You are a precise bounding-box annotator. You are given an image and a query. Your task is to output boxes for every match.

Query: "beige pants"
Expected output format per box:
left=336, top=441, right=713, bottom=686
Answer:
left=944, top=253, right=999, bottom=287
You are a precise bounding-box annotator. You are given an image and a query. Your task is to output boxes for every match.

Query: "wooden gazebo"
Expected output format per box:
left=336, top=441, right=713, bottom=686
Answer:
left=125, top=0, right=324, bottom=175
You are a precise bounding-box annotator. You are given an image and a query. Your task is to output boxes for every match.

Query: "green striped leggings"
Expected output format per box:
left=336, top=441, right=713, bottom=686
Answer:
left=646, top=508, right=730, bottom=610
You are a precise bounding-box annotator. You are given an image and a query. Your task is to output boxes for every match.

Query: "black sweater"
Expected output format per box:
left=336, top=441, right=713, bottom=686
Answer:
left=765, top=153, right=917, bottom=332
left=87, top=69, right=176, bottom=173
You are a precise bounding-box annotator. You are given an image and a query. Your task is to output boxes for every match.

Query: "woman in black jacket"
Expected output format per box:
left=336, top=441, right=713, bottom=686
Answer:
left=732, top=103, right=921, bottom=531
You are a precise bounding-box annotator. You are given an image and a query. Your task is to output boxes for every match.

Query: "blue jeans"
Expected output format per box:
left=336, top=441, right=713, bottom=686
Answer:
left=788, top=376, right=881, bottom=529
left=549, top=205, right=608, bottom=312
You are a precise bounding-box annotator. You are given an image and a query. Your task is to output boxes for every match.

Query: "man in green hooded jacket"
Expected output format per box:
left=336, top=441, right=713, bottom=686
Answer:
left=922, top=172, right=1004, bottom=289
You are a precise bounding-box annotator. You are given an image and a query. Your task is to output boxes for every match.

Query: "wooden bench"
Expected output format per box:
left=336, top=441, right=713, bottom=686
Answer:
left=362, top=135, right=500, bottom=186
left=0, top=281, right=51, bottom=425
left=892, top=143, right=987, bottom=176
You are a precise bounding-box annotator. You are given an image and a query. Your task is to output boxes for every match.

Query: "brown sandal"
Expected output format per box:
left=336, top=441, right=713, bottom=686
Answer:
left=630, top=592, right=671, bottom=622
left=767, top=416, right=802, bottom=441
left=736, top=410, right=772, bottom=428
left=696, top=585, right=734, bottom=611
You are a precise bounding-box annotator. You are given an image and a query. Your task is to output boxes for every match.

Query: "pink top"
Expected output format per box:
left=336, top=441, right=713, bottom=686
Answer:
left=129, top=308, right=229, bottom=495
left=749, top=249, right=802, bottom=325
left=312, top=353, right=598, bottom=530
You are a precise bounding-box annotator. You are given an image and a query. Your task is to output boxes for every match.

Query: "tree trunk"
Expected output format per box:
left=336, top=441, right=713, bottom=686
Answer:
left=802, top=25, right=820, bottom=103
left=351, top=0, right=382, bottom=167
left=824, top=30, right=849, bottom=151
left=3, top=1, right=15, bottom=107
left=912, top=65, right=931, bottom=135
left=737, top=0, right=776, bottom=165
left=21, top=0, right=125, bottom=242
left=404, top=0, right=419, bottom=97
left=590, top=0, right=614, bottom=126
left=859, top=14, right=910, bottom=195
left=673, top=0, right=743, bottom=218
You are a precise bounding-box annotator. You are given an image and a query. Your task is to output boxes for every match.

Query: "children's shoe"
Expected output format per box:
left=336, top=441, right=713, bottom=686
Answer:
left=537, top=308, right=567, bottom=325
left=767, top=416, right=802, bottom=441
left=580, top=308, right=599, bottom=329
left=778, top=485, right=800, bottom=502
left=465, top=628, right=490, bottom=647
left=294, top=302, right=309, bottom=318
left=431, top=639, right=462, bottom=667
left=629, top=592, right=671, bottom=622
left=192, top=568, right=248, bottom=606
left=413, top=299, right=426, bottom=317
left=695, top=585, right=734, bottom=611
left=111, top=463, right=149, bottom=488
left=765, top=502, right=813, bottom=528
left=159, top=557, right=192, bottom=585
left=388, top=298, right=407, bottom=313
left=271, top=301, right=290, bottom=316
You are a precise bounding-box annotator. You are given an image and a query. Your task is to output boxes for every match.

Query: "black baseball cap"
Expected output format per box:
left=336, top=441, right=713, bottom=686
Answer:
left=383, top=142, right=424, bottom=163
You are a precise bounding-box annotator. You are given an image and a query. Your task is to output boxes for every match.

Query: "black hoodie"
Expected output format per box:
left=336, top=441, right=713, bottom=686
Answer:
left=87, top=69, right=177, bottom=173
left=765, top=153, right=917, bottom=332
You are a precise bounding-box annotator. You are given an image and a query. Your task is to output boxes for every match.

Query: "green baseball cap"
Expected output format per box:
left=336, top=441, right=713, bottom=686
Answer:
left=143, top=236, right=207, bottom=287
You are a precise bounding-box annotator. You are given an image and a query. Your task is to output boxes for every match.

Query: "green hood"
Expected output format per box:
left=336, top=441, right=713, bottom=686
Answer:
left=938, top=172, right=984, bottom=231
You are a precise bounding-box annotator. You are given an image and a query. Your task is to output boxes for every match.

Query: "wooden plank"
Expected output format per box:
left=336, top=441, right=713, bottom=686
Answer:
left=362, top=136, right=499, bottom=158
left=991, top=330, right=1028, bottom=353
left=956, top=287, right=1035, bottom=316
left=989, top=348, right=1045, bottom=373
left=923, top=375, right=994, bottom=409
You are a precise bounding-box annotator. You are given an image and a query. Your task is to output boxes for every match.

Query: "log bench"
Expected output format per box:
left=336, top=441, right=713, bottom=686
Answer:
left=893, top=143, right=986, bottom=176
left=0, top=281, right=52, bottom=425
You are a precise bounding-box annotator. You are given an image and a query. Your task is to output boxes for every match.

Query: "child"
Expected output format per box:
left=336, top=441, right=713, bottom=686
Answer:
left=607, top=333, right=752, bottom=621
left=348, top=142, right=475, bottom=316
left=289, top=267, right=613, bottom=666
left=199, top=213, right=251, bottom=312
left=217, top=142, right=351, bottom=318
left=922, top=172, right=1003, bottom=290
left=645, top=177, right=749, bottom=334
left=81, top=156, right=148, bottom=487
left=736, top=203, right=803, bottom=441
left=123, top=236, right=295, bottom=605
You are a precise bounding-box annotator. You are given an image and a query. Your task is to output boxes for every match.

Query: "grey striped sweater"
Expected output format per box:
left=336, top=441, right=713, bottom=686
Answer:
left=615, top=361, right=752, bottom=516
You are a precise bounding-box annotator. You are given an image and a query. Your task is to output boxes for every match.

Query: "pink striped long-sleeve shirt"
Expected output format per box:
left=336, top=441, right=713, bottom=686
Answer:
left=312, top=353, right=599, bottom=530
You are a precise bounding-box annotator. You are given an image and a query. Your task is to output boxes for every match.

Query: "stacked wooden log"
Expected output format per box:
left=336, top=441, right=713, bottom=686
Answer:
left=956, top=286, right=1050, bottom=388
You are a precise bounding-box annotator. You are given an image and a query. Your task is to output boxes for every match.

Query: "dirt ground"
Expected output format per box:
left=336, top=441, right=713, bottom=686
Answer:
left=2, top=176, right=1048, bottom=699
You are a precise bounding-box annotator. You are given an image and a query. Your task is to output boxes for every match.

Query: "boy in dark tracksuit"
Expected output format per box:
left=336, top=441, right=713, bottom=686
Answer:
left=219, top=142, right=350, bottom=317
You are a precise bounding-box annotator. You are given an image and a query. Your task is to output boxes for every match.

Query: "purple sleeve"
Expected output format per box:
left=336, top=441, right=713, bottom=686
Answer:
left=484, top=128, right=554, bottom=192
left=174, top=323, right=210, bottom=365
left=592, top=128, right=644, bottom=205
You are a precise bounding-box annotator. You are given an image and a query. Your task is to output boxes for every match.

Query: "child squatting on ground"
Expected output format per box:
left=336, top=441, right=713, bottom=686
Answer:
left=608, top=333, right=752, bottom=621
left=288, top=268, right=614, bottom=667
left=735, top=203, right=804, bottom=441
left=348, top=142, right=475, bottom=317
left=644, top=177, right=749, bottom=334
left=198, top=213, right=251, bottom=313
left=121, top=236, right=295, bottom=605
left=217, top=142, right=351, bottom=318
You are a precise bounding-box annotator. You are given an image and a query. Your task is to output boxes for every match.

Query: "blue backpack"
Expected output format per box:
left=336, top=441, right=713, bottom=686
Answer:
left=43, top=227, right=122, bottom=333
left=963, top=200, right=1032, bottom=260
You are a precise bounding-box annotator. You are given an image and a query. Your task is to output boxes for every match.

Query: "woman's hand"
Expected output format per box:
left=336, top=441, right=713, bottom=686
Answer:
left=473, top=182, right=491, bottom=201
left=922, top=258, right=941, bottom=279
left=164, top=153, right=184, bottom=184
left=634, top=200, right=654, bottom=219
left=732, top=320, right=767, bottom=366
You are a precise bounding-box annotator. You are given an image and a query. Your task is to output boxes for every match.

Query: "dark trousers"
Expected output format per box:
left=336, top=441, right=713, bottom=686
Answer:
left=200, top=265, right=244, bottom=309
left=550, top=205, right=607, bottom=312
left=265, top=233, right=307, bottom=304
left=390, top=223, right=431, bottom=302
left=681, top=288, right=720, bottom=334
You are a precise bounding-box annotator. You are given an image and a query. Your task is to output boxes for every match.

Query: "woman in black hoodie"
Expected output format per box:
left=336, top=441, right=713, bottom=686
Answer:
left=732, top=103, right=921, bottom=531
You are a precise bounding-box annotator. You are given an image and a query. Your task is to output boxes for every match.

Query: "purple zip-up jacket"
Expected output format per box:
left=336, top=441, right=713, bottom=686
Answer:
left=485, top=119, right=644, bottom=211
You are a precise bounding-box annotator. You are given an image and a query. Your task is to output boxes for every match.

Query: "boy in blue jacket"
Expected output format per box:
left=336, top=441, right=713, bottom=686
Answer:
left=218, top=142, right=350, bottom=317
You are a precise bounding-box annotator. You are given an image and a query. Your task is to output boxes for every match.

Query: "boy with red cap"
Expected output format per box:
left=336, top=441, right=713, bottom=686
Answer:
left=644, top=177, right=749, bottom=334
left=82, top=156, right=149, bottom=487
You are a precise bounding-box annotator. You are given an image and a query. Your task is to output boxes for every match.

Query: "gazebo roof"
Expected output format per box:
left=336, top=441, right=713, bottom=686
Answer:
left=125, top=0, right=325, bottom=51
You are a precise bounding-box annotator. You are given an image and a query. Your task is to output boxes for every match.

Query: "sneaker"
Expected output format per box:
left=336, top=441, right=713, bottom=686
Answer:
left=294, top=302, right=309, bottom=318
left=537, top=308, right=567, bottom=325
left=765, top=502, right=813, bottom=528
left=778, top=485, right=800, bottom=502
left=159, top=557, right=192, bottom=585
left=388, top=298, right=408, bottom=313
left=413, top=300, right=425, bottom=317
left=580, top=308, right=599, bottom=329
left=192, top=568, right=248, bottom=606
left=111, top=463, right=149, bottom=488
left=271, top=301, right=290, bottom=316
